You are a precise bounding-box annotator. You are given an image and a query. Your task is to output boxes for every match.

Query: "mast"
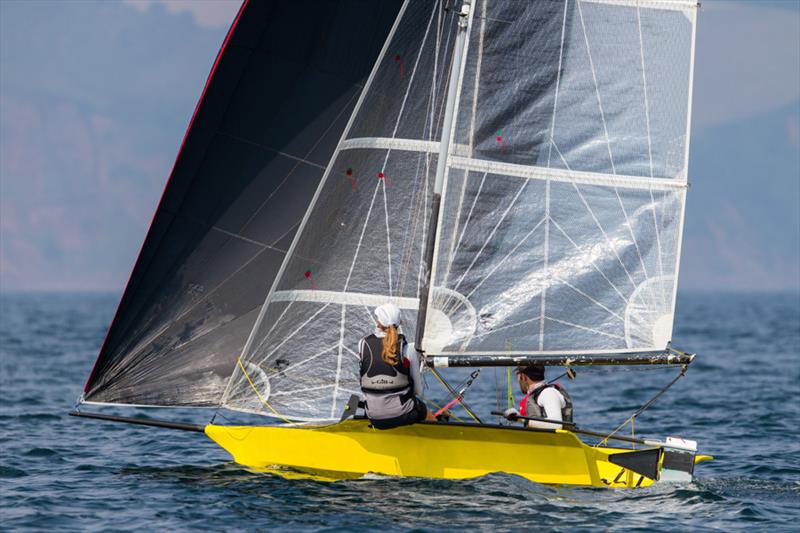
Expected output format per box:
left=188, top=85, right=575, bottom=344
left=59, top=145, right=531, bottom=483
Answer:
left=416, top=0, right=472, bottom=353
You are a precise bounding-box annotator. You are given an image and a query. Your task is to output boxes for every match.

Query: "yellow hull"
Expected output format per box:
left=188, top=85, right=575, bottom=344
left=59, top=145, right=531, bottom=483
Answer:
left=205, top=420, right=700, bottom=487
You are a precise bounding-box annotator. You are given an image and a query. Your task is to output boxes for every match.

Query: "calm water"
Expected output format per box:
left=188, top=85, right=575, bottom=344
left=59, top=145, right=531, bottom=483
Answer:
left=1, top=291, right=798, bottom=531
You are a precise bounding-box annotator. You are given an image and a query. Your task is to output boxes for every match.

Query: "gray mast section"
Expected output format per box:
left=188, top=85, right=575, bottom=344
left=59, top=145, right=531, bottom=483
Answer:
left=415, top=0, right=471, bottom=353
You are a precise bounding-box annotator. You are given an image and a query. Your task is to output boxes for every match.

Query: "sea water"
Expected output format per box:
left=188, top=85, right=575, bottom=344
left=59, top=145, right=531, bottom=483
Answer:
left=1, top=291, right=798, bottom=531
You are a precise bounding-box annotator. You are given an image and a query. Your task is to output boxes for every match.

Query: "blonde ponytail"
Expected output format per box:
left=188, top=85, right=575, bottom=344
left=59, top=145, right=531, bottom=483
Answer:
left=381, top=325, right=399, bottom=365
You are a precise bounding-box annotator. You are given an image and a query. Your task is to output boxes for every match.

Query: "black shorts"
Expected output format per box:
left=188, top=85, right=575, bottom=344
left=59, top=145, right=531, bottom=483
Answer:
left=369, top=397, right=428, bottom=430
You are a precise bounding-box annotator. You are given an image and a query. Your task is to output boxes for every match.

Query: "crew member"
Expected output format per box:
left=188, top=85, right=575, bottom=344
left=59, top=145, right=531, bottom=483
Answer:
left=504, top=364, right=573, bottom=429
left=358, top=303, right=436, bottom=429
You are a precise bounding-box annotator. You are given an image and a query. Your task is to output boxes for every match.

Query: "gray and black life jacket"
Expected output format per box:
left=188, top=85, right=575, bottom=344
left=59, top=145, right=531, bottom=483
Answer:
left=521, top=383, right=573, bottom=423
left=359, top=333, right=410, bottom=393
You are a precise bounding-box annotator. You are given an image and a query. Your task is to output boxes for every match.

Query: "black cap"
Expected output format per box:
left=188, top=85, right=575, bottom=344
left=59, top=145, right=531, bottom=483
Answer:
left=516, top=363, right=545, bottom=381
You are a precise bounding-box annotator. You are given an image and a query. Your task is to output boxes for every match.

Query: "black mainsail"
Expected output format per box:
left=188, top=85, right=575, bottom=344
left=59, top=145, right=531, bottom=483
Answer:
left=83, top=0, right=404, bottom=407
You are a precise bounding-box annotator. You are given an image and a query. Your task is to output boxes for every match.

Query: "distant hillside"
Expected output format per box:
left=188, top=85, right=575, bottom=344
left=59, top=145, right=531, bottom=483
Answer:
left=682, top=99, right=800, bottom=291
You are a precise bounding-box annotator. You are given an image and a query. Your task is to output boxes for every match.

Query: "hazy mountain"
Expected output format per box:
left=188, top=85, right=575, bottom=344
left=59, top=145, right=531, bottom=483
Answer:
left=683, top=99, right=800, bottom=291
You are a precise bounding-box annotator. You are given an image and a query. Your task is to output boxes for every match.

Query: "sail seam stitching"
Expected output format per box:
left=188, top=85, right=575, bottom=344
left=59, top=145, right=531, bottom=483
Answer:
left=637, top=3, right=667, bottom=295
left=471, top=315, right=543, bottom=340
left=218, top=132, right=328, bottom=170
left=579, top=0, right=652, bottom=285
left=449, top=171, right=488, bottom=288
left=548, top=140, right=639, bottom=290
left=548, top=218, right=629, bottom=304
left=545, top=316, right=625, bottom=340
left=542, top=0, right=570, bottom=351
left=464, top=216, right=546, bottom=299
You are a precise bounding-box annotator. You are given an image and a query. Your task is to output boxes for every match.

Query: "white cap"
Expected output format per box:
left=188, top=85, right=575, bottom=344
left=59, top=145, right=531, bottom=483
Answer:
left=374, top=303, right=401, bottom=327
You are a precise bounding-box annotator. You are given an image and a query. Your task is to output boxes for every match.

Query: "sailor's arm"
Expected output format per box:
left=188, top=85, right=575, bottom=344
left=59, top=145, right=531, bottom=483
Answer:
left=405, top=342, right=423, bottom=396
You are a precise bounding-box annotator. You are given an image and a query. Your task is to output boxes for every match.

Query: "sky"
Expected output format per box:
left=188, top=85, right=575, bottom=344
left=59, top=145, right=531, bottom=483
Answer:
left=1, top=0, right=798, bottom=292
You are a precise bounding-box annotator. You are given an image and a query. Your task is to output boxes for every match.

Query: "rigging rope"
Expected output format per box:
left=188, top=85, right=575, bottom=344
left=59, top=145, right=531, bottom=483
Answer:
left=236, top=358, right=298, bottom=426
left=506, top=367, right=514, bottom=410
left=494, top=367, right=501, bottom=422
left=595, top=365, right=687, bottom=447
left=429, top=366, right=482, bottom=423
left=433, top=370, right=480, bottom=418
left=420, top=395, right=465, bottom=423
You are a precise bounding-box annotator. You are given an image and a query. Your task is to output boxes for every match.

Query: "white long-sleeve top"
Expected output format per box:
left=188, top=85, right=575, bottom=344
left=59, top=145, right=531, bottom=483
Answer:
left=525, top=386, right=566, bottom=430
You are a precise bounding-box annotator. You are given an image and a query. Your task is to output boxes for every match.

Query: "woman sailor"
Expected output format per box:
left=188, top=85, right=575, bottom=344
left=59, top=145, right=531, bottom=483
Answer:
left=358, top=303, right=436, bottom=429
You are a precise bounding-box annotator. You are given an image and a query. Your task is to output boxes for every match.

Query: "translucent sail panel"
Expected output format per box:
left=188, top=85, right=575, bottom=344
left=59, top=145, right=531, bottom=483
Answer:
left=82, top=1, right=404, bottom=406
left=454, top=0, right=695, bottom=180
left=223, top=1, right=461, bottom=420
left=428, top=168, right=685, bottom=354
left=221, top=300, right=416, bottom=420
left=263, top=149, right=436, bottom=301
left=221, top=147, right=437, bottom=419
left=348, top=0, right=459, bottom=141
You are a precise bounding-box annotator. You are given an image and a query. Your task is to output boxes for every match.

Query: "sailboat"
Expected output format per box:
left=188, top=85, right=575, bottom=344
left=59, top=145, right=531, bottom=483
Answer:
left=72, top=0, right=712, bottom=488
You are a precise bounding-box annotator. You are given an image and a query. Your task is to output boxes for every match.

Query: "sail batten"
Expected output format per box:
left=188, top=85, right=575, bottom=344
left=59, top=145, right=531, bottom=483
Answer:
left=448, top=157, right=688, bottom=190
left=581, top=0, right=696, bottom=11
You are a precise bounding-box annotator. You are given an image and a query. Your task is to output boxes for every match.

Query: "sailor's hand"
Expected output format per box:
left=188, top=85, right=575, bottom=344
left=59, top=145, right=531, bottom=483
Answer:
left=503, top=407, right=520, bottom=421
